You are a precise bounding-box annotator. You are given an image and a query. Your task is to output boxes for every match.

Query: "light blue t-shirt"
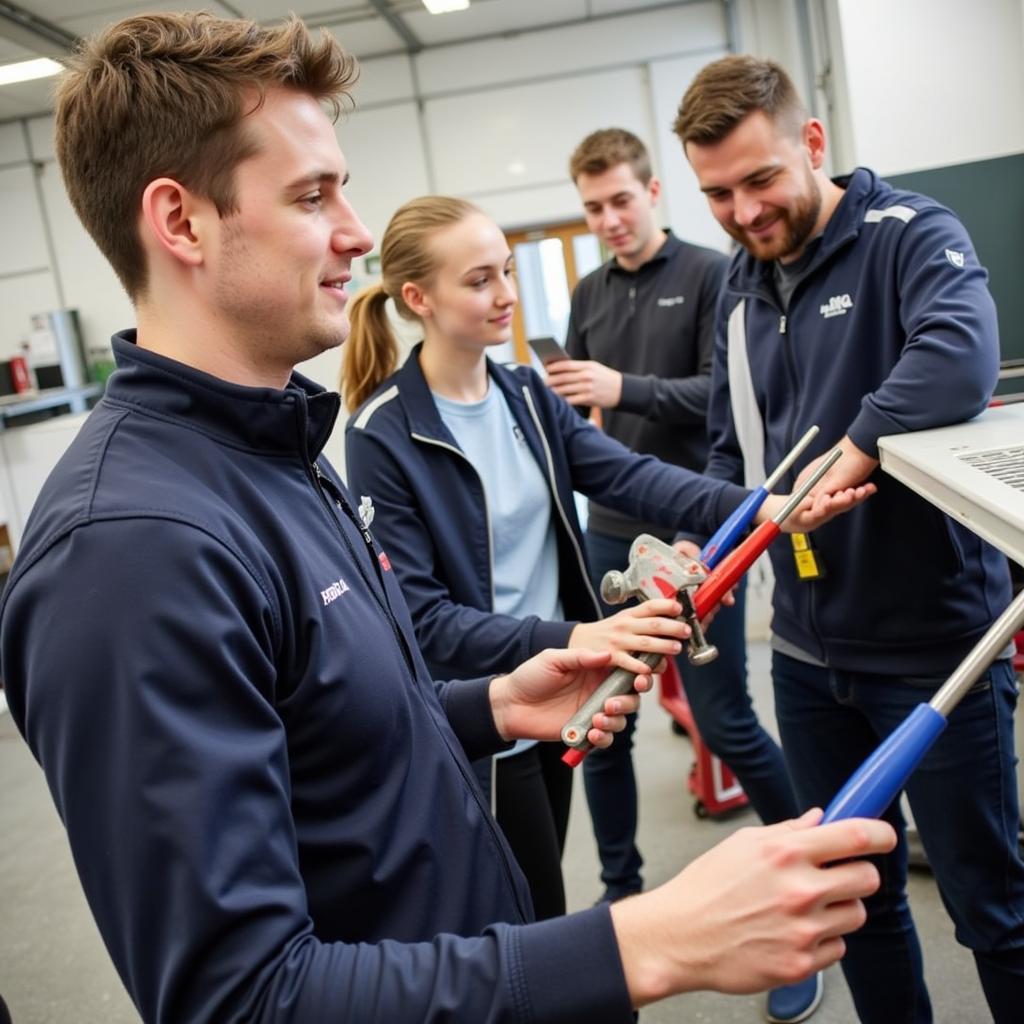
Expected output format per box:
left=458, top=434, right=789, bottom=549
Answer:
left=432, top=383, right=562, bottom=623
left=433, top=382, right=563, bottom=758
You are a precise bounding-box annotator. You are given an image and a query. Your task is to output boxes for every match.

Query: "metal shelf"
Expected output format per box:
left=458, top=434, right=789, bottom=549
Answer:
left=0, top=384, right=102, bottom=430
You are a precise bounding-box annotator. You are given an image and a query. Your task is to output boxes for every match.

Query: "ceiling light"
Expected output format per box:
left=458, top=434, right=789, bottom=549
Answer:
left=422, top=0, right=470, bottom=13
left=0, top=57, right=63, bottom=87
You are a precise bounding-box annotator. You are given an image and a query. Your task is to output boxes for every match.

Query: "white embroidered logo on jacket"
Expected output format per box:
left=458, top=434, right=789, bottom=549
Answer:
left=320, top=578, right=351, bottom=606
left=819, top=294, right=854, bottom=319
left=358, top=495, right=375, bottom=529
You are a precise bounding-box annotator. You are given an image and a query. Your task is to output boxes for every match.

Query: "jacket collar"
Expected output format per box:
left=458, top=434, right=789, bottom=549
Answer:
left=606, top=228, right=680, bottom=277
left=106, top=330, right=341, bottom=460
left=726, top=166, right=883, bottom=294
left=393, top=343, right=531, bottom=445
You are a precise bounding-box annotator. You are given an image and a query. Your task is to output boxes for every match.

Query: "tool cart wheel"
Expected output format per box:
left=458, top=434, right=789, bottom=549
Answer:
left=693, top=800, right=708, bottom=819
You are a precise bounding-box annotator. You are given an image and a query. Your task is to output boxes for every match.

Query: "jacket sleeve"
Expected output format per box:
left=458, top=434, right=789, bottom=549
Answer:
left=530, top=376, right=749, bottom=537
left=616, top=253, right=727, bottom=424
left=847, top=206, right=1000, bottom=456
left=0, top=519, right=632, bottom=1024
left=345, top=425, right=575, bottom=678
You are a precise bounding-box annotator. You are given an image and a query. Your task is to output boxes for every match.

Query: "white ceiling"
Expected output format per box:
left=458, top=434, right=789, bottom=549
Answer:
left=0, top=0, right=682, bottom=122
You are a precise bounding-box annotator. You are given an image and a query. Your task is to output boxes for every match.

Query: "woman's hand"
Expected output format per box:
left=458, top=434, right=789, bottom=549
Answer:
left=569, top=597, right=687, bottom=674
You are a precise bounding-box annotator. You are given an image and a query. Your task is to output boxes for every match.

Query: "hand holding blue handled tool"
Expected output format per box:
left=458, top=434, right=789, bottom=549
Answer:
left=700, top=426, right=820, bottom=569
left=822, top=587, right=1024, bottom=822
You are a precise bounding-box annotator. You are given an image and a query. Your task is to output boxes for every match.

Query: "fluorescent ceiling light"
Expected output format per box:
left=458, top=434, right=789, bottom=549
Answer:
left=422, top=0, right=470, bottom=13
left=0, top=57, right=63, bottom=87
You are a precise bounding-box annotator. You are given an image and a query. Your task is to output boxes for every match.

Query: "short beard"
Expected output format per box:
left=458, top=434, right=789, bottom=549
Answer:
left=732, top=167, right=822, bottom=262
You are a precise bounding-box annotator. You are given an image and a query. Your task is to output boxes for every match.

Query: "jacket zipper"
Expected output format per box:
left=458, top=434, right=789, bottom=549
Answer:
left=775, top=304, right=825, bottom=658
left=520, top=387, right=601, bottom=616
left=310, top=462, right=417, bottom=675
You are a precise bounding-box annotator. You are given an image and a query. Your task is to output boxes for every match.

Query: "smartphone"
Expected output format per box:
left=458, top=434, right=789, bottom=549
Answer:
left=528, top=336, right=570, bottom=366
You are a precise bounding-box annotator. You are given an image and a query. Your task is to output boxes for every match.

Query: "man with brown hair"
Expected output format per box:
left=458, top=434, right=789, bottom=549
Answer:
left=675, top=54, right=1024, bottom=1024
left=0, top=17, right=892, bottom=1023
left=552, top=127, right=801, bottom=928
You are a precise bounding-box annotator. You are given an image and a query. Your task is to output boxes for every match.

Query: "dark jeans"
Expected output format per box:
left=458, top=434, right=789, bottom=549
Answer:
left=581, top=530, right=798, bottom=895
left=494, top=741, right=573, bottom=920
left=773, top=650, right=1024, bottom=1024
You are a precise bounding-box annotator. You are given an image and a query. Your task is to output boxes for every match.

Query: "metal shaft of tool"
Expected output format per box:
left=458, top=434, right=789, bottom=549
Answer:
left=930, top=588, right=1024, bottom=717
left=771, top=447, right=843, bottom=525
left=561, top=651, right=664, bottom=746
left=763, top=426, right=820, bottom=492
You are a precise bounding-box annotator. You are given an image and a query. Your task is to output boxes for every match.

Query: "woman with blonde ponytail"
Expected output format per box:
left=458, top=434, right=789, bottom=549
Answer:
left=344, top=197, right=753, bottom=918
left=342, top=284, right=397, bottom=412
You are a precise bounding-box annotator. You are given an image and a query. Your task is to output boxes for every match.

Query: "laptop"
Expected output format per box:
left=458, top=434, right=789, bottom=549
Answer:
left=877, top=403, right=1024, bottom=567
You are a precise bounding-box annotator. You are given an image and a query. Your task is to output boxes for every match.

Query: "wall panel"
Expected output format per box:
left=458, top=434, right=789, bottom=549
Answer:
left=427, top=66, right=650, bottom=198
left=334, top=102, right=432, bottom=246
left=648, top=50, right=731, bottom=253
left=416, top=2, right=724, bottom=93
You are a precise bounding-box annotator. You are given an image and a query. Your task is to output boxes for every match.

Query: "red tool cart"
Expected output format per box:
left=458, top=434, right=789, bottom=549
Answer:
left=658, top=658, right=749, bottom=819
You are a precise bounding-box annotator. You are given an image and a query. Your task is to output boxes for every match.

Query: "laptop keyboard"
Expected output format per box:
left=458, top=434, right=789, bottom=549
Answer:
left=958, top=446, right=1024, bottom=492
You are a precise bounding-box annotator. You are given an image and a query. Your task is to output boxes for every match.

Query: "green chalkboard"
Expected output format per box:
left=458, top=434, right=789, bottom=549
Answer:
left=888, top=153, right=1024, bottom=382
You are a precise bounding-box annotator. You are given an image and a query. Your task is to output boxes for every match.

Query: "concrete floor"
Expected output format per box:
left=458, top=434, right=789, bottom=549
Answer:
left=0, top=642, right=1017, bottom=1023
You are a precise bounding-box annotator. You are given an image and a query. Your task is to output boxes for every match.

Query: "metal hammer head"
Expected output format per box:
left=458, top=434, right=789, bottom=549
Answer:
left=599, top=534, right=706, bottom=605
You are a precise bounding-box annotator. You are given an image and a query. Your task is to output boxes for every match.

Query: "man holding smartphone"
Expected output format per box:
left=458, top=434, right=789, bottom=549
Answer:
left=547, top=129, right=810, bottom=1019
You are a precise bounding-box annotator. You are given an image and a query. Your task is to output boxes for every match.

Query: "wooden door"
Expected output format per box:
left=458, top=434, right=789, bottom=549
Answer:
left=504, top=221, right=604, bottom=364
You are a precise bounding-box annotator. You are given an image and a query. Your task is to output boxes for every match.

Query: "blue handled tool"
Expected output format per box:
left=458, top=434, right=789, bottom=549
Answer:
left=700, top=426, right=820, bottom=568
left=822, top=588, right=1024, bottom=822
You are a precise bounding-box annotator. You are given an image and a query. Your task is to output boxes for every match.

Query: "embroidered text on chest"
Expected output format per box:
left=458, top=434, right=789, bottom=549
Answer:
left=320, top=578, right=351, bottom=605
left=819, top=294, right=854, bottom=318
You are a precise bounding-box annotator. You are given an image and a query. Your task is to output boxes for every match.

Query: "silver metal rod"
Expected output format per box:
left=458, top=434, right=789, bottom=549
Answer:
left=763, top=425, right=820, bottom=491
left=772, top=448, right=843, bottom=525
left=930, top=589, right=1024, bottom=717
left=561, top=651, right=662, bottom=746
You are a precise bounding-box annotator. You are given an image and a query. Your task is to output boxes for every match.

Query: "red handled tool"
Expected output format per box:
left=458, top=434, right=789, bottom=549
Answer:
left=561, top=447, right=843, bottom=766
left=689, top=447, right=842, bottom=621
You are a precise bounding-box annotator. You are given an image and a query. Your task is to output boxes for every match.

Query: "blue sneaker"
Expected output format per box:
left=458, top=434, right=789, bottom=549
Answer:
left=766, top=972, right=823, bottom=1023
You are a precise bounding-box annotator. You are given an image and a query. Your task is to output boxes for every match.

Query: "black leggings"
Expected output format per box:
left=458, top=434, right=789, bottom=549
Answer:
left=494, top=741, right=573, bottom=920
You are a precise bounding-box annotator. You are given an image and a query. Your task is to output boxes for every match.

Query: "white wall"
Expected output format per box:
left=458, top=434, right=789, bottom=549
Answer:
left=0, top=123, right=63, bottom=364
left=833, top=0, right=1024, bottom=174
